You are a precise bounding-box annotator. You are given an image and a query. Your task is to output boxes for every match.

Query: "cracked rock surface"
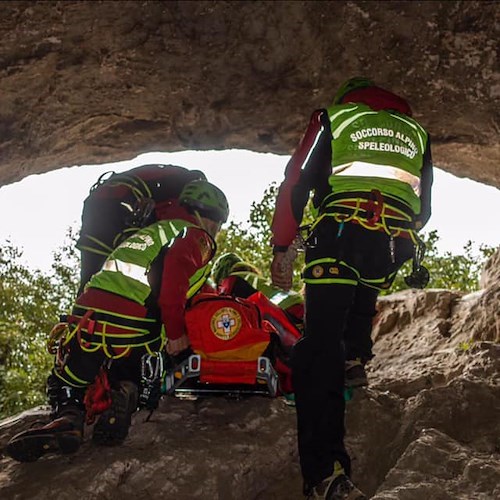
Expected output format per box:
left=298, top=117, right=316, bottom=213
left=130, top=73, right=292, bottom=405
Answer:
left=1, top=248, right=499, bottom=499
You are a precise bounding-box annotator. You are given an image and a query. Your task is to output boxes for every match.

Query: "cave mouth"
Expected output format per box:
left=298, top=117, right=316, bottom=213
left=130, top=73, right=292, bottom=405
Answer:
left=0, top=149, right=287, bottom=271
left=0, top=149, right=499, bottom=277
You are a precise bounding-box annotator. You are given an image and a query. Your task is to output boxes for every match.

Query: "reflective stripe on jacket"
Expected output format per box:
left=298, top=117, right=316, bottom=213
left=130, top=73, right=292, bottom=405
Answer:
left=88, top=219, right=210, bottom=304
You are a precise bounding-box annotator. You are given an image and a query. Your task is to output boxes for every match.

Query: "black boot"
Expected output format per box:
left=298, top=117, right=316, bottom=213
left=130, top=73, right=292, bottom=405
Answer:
left=305, top=462, right=366, bottom=499
left=6, top=382, right=85, bottom=463
left=92, top=380, right=138, bottom=446
left=344, top=358, right=368, bottom=388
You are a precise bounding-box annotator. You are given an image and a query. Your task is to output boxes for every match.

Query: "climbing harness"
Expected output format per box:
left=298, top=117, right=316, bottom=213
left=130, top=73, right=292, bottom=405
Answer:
left=47, top=306, right=164, bottom=391
left=300, top=189, right=431, bottom=290
left=66, top=306, right=165, bottom=360
left=317, top=189, right=417, bottom=238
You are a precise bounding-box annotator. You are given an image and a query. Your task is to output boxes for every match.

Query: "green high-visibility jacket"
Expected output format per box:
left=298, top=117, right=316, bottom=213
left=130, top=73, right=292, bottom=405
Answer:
left=88, top=219, right=212, bottom=305
left=326, top=102, right=429, bottom=214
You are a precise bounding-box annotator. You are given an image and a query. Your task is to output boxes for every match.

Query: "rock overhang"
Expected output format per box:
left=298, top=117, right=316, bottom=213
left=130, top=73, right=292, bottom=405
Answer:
left=0, top=1, right=498, bottom=188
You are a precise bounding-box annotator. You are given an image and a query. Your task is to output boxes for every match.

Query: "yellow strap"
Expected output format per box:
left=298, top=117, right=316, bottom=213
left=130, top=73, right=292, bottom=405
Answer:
left=104, top=175, right=152, bottom=201
left=315, top=196, right=418, bottom=242
left=78, top=234, right=114, bottom=256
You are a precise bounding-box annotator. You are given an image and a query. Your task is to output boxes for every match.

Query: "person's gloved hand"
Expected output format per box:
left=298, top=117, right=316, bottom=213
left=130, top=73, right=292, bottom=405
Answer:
left=271, top=251, right=293, bottom=291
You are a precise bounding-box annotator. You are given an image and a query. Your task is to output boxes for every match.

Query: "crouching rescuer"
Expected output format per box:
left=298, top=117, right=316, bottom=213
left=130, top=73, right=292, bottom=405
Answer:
left=6, top=180, right=229, bottom=462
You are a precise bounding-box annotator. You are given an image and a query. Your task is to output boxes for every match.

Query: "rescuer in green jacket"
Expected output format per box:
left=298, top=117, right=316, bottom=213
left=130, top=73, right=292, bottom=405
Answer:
left=6, top=180, right=229, bottom=463
left=270, top=77, right=433, bottom=499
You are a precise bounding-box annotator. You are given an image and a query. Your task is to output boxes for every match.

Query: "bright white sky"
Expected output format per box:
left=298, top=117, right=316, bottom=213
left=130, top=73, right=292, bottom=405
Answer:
left=0, top=149, right=499, bottom=272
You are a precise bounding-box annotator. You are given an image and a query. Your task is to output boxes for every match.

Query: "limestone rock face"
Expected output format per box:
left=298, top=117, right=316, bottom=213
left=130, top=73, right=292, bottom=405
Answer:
left=0, top=397, right=302, bottom=500
left=1, top=250, right=499, bottom=499
left=0, top=3, right=499, bottom=495
left=0, top=1, right=499, bottom=188
left=372, top=428, right=500, bottom=500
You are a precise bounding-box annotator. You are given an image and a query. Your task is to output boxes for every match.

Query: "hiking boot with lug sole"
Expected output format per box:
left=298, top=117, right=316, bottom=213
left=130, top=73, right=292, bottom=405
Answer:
left=345, top=359, right=368, bottom=388
left=307, top=474, right=366, bottom=500
left=6, top=411, right=83, bottom=463
left=92, top=380, right=138, bottom=446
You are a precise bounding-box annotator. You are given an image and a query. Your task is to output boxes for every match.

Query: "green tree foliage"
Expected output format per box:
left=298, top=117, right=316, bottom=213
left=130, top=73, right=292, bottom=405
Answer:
left=215, top=184, right=307, bottom=289
left=216, top=185, right=275, bottom=279
left=0, top=190, right=495, bottom=419
left=0, top=231, right=79, bottom=418
left=216, top=187, right=496, bottom=295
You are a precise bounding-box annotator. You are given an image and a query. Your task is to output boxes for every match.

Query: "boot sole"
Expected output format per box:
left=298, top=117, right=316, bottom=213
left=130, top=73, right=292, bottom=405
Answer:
left=93, top=389, right=131, bottom=446
left=6, top=431, right=81, bottom=463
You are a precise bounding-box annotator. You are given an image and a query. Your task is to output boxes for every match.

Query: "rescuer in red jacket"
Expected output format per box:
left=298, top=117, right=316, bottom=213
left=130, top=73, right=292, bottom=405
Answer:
left=270, top=77, right=433, bottom=499
left=76, top=163, right=207, bottom=293
left=6, top=180, right=229, bottom=463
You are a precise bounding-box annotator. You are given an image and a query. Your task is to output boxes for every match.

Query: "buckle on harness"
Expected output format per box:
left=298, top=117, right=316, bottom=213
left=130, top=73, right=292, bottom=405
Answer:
left=366, top=189, right=384, bottom=225
left=298, top=224, right=317, bottom=249
left=126, top=197, right=155, bottom=228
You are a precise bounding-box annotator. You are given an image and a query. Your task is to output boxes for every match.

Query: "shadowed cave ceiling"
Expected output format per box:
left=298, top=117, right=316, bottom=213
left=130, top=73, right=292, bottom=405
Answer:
left=0, top=1, right=499, bottom=188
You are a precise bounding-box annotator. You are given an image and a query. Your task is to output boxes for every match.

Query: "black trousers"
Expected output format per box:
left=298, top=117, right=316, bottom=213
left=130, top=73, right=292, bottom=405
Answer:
left=50, top=334, right=145, bottom=403
left=292, top=217, right=413, bottom=486
left=343, top=283, right=379, bottom=363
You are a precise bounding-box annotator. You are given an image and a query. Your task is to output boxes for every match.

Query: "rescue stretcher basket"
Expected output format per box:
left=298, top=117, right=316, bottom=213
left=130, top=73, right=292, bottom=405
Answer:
left=163, top=354, right=279, bottom=398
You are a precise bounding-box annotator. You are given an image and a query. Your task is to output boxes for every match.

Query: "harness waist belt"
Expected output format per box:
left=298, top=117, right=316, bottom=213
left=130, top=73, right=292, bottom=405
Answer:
left=71, top=306, right=157, bottom=331
left=78, top=329, right=160, bottom=347
left=321, top=191, right=415, bottom=217
left=321, top=205, right=415, bottom=230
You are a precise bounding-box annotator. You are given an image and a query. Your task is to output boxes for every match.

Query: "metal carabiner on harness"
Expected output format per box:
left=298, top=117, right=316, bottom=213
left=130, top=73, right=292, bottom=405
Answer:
left=404, top=238, right=430, bottom=289
left=389, top=234, right=396, bottom=264
left=125, top=197, right=156, bottom=228
left=139, top=352, right=165, bottom=418
left=298, top=224, right=317, bottom=249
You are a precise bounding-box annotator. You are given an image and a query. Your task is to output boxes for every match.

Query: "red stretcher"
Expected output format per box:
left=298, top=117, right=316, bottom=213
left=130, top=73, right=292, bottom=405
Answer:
left=163, top=292, right=302, bottom=398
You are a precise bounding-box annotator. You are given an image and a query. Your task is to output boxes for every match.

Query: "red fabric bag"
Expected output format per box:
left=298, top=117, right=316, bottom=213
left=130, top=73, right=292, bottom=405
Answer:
left=185, top=293, right=273, bottom=386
